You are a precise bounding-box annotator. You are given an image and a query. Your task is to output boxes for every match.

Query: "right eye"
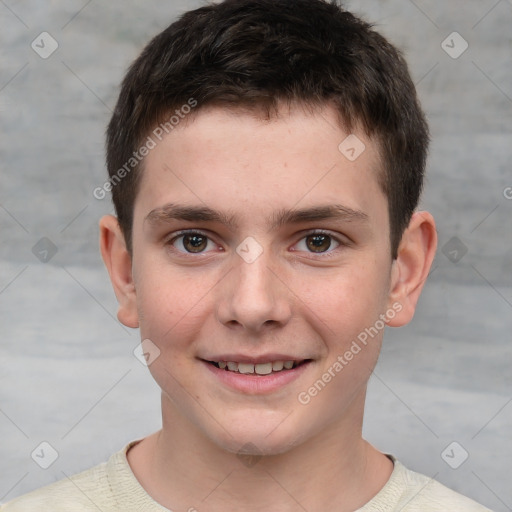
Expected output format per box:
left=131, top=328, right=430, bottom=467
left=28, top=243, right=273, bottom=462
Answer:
left=166, top=230, right=218, bottom=254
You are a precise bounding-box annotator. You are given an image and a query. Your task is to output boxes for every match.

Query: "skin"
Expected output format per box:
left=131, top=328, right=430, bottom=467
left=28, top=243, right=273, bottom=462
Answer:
left=100, top=103, right=437, bottom=511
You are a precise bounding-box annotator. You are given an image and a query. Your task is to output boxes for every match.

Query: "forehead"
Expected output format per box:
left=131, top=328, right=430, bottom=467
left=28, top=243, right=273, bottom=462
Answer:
left=134, top=103, right=387, bottom=233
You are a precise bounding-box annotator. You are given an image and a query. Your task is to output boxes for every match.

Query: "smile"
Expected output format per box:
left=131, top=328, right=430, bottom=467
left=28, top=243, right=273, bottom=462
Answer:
left=209, top=360, right=307, bottom=375
left=202, top=358, right=313, bottom=394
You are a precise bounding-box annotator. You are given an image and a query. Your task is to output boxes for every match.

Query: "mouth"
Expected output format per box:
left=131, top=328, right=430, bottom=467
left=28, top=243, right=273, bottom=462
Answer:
left=205, top=359, right=311, bottom=375
left=201, top=357, right=313, bottom=394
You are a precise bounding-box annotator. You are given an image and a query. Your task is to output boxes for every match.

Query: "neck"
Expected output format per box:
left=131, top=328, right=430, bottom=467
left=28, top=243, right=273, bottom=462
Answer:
left=127, top=391, right=393, bottom=512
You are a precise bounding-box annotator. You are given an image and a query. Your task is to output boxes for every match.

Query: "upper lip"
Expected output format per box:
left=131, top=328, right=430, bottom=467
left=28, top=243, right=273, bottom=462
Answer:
left=200, top=354, right=311, bottom=364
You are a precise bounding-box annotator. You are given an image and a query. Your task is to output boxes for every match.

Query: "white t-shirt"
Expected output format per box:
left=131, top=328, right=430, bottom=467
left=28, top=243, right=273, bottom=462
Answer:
left=1, top=439, right=493, bottom=511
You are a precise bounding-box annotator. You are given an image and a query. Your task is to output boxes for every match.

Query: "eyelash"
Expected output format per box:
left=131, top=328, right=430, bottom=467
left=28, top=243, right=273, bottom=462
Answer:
left=165, top=229, right=347, bottom=258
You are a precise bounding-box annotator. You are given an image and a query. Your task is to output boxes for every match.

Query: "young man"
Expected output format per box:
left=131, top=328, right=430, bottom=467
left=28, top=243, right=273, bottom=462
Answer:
left=2, top=0, right=493, bottom=510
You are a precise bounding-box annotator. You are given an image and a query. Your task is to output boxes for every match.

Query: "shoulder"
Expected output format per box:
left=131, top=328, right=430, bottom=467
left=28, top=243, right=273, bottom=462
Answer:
left=1, top=438, right=168, bottom=512
left=0, top=461, right=109, bottom=511
left=397, top=462, right=492, bottom=511
left=0, top=439, right=151, bottom=512
left=360, top=456, right=493, bottom=512
left=0, top=438, right=148, bottom=512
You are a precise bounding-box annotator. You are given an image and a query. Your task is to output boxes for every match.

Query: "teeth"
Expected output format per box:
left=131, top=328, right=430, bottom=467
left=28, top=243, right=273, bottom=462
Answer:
left=214, top=360, right=299, bottom=374
left=272, top=361, right=284, bottom=371
left=255, top=362, right=272, bottom=375
left=238, top=363, right=255, bottom=374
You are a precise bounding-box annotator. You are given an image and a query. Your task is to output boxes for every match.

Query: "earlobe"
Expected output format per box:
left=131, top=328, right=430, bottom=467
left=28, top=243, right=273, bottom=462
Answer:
left=99, top=215, right=139, bottom=328
left=386, top=211, right=437, bottom=327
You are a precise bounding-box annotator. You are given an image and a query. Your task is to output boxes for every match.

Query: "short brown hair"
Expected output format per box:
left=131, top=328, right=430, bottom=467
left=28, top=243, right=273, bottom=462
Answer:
left=106, top=0, right=429, bottom=258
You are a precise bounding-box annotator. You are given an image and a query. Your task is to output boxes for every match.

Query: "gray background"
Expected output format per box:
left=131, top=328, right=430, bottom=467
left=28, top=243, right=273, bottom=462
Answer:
left=1, top=0, right=511, bottom=510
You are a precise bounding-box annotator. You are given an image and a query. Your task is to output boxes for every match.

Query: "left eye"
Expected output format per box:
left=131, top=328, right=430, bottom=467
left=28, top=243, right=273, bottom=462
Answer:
left=294, top=232, right=340, bottom=254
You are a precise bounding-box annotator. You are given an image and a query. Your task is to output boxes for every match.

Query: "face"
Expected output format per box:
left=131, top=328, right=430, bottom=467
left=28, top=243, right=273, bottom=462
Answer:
left=127, top=104, right=399, bottom=455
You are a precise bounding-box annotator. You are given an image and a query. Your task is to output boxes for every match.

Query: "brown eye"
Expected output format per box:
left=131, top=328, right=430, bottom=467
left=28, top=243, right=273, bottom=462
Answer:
left=169, top=231, right=215, bottom=254
left=305, top=234, right=332, bottom=253
left=182, top=233, right=208, bottom=253
left=293, top=231, right=342, bottom=256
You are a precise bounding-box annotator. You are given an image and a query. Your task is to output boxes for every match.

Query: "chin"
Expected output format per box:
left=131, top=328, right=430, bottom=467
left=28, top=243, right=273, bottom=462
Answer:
left=215, top=435, right=303, bottom=458
left=203, top=416, right=310, bottom=457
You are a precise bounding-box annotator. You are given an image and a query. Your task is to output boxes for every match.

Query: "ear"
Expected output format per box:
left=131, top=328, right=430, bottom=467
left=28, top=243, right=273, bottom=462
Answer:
left=99, top=215, right=139, bottom=328
left=386, top=211, right=437, bottom=327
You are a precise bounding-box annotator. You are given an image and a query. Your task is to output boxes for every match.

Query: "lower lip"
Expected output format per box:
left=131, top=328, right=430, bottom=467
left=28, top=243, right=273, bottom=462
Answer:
left=202, top=360, right=312, bottom=394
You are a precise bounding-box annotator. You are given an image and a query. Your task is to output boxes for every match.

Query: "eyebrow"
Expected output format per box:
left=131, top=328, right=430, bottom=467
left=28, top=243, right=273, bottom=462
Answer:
left=145, top=203, right=369, bottom=231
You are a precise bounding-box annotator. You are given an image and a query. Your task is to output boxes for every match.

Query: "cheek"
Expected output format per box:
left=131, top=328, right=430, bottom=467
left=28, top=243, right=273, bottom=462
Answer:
left=135, top=263, right=207, bottom=347
left=135, top=269, right=210, bottom=397
left=294, top=270, right=387, bottom=418
left=298, top=263, right=389, bottom=342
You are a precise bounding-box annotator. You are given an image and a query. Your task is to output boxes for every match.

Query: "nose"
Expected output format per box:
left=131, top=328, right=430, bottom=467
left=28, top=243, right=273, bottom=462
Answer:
left=215, top=250, right=293, bottom=333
